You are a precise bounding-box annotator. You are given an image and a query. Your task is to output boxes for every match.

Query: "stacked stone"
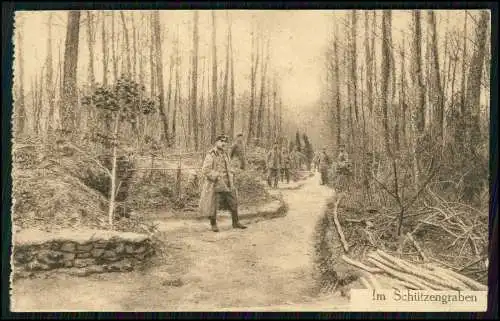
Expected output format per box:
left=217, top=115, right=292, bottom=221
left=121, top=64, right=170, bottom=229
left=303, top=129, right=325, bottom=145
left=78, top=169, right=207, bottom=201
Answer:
left=12, top=233, right=155, bottom=279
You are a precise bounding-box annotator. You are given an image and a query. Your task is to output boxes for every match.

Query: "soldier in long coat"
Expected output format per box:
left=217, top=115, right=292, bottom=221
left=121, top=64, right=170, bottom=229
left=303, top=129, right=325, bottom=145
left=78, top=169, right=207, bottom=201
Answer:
left=266, top=141, right=281, bottom=188
left=230, top=133, right=247, bottom=170
left=318, top=147, right=332, bottom=185
left=199, top=134, right=247, bottom=232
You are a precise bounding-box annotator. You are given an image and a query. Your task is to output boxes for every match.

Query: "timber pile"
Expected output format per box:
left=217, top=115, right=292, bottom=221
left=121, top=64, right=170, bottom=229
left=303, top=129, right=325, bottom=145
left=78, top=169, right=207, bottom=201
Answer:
left=342, top=250, right=488, bottom=291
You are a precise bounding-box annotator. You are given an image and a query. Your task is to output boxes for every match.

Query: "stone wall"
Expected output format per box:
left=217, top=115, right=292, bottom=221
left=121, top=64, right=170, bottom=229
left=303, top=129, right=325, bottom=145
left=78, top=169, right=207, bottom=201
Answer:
left=12, top=228, right=155, bottom=279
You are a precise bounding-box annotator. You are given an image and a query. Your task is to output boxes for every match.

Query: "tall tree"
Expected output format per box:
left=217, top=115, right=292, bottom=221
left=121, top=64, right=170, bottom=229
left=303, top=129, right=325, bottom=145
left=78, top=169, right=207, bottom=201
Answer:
left=120, top=11, right=132, bottom=78
left=191, top=11, right=200, bottom=150
left=153, top=11, right=170, bottom=147
left=400, top=41, right=408, bottom=149
left=172, top=24, right=180, bottom=145
left=15, top=17, right=26, bottom=138
left=381, top=11, right=391, bottom=155
left=351, top=11, right=359, bottom=123
left=257, top=36, right=270, bottom=142
left=466, top=10, right=489, bottom=150
left=61, top=11, right=81, bottom=134
left=247, top=16, right=260, bottom=143
left=132, top=13, right=138, bottom=81
left=428, top=11, right=444, bottom=143
left=101, top=12, right=109, bottom=86
left=211, top=11, right=218, bottom=142
left=364, top=12, right=374, bottom=117
left=410, top=11, right=426, bottom=187
left=149, top=13, right=156, bottom=98
left=334, top=37, right=341, bottom=147
left=86, top=11, right=96, bottom=91
left=221, top=12, right=230, bottom=134
left=111, top=12, right=118, bottom=82
left=229, top=14, right=235, bottom=139
left=44, top=13, right=55, bottom=135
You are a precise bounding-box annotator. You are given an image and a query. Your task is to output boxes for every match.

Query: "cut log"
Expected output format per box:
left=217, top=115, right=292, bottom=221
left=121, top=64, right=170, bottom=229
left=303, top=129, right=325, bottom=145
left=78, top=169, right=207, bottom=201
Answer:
left=425, top=266, right=472, bottom=290
left=427, top=264, right=487, bottom=291
left=367, top=254, right=446, bottom=290
left=365, top=256, right=433, bottom=290
left=332, top=196, right=349, bottom=253
left=342, top=255, right=383, bottom=274
left=373, top=250, right=466, bottom=290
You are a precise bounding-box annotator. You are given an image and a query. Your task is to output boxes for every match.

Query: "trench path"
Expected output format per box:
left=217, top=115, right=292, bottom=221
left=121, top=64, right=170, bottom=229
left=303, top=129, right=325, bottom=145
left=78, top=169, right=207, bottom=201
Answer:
left=12, top=172, right=351, bottom=312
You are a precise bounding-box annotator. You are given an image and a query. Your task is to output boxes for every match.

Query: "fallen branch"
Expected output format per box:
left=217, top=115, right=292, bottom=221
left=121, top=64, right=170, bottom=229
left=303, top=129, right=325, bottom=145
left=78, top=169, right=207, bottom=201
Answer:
left=332, top=195, right=349, bottom=253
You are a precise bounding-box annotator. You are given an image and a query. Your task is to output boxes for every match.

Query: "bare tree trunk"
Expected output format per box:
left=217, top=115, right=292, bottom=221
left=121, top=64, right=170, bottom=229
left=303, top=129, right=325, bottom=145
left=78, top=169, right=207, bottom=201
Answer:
left=166, top=53, right=174, bottom=138
left=351, top=11, right=359, bottom=123
left=221, top=12, right=230, bottom=135
left=466, top=10, right=489, bottom=149
left=345, top=35, right=354, bottom=149
left=132, top=13, right=137, bottom=81
left=44, top=13, right=55, bottom=137
left=272, top=77, right=277, bottom=142
left=172, top=24, right=180, bottom=146
left=334, top=39, right=341, bottom=146
left=153, top=11, right=170, bottom=147
left=15, top=19, right=26, bottom=139
left=428, top=11, right=444, bottom=144
left=191, top=11, right=200, bottom=150
left=400, top=41, right=408, bottom=150
left=364, top=12, right=374, bottom=118
left=102, top=12, right=109, bottom=87
left=229, top=14, right=235, bottom=139
left=381, top=11, right=391, bottom=156
left=410, top=11, right=426, bottom=188
left=247, top=16, right=260, bottom=144
left=86, top=11, right=96, bottom=91
left=266, top=77, right=271, bottom=146
left=257, top=36, right=269, bottom=142
left=149, top=13, right=156, bottom=98
left=211, top=11, right=218, bottom=143
left=120, top=11, right=132, bottom=78
left=371, top=11, right=377, bottom=118
left=111, top=12, right=118, bottom=82
left=61, top=11, right=81, bottom=135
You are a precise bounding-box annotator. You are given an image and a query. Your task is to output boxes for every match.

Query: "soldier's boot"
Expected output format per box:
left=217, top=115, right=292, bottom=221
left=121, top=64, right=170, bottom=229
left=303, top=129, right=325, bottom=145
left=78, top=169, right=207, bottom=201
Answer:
left=210, top=218, right=219, bottom=232
left=231, top=212, right=247, bottom=229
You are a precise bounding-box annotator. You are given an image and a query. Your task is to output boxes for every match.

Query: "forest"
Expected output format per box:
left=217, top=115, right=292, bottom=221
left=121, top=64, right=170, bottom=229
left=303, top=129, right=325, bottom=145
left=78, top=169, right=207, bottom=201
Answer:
left=11, top=10, right=491, bottom=286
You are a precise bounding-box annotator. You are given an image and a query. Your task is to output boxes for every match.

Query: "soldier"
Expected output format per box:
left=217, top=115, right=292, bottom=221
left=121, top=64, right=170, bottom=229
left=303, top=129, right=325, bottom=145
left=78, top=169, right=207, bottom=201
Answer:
left=318, top=147, right=332, bottom=185
left=199, top=134, right=247, bottom=232
left=312, top=152, right=321, bottom=172
left=335, top=143, right=352, bottom=192
left=266, top=141, right=281, bottom=188
left=230, top=133, right=247, bottom=170
left=280, top=146, right=291, bottom=184
left=337, top=144, right=350, bottom=174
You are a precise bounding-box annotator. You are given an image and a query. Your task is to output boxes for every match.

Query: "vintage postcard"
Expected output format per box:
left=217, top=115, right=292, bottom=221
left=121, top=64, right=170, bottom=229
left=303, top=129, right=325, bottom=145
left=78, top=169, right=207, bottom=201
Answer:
left=9, top=8, right=491, bottom=312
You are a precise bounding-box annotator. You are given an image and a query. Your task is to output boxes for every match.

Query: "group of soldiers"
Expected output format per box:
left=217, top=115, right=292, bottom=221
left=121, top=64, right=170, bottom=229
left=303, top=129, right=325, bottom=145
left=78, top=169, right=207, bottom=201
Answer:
left=198, top=132, right=352, bottom=233
left=265, top=141, right=307, bottom=189
left=312, top=144, right=351, bottom=186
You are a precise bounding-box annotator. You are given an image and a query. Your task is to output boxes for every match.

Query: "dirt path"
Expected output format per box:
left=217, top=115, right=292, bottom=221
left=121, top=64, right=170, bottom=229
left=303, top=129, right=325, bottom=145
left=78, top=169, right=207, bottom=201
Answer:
left=11, top=172, right=350, bottom=312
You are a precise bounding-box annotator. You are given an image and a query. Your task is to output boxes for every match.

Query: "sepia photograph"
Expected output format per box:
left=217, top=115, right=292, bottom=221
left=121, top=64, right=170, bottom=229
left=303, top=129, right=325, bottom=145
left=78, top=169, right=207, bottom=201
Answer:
left=8, top=8, right=492, bottom=312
